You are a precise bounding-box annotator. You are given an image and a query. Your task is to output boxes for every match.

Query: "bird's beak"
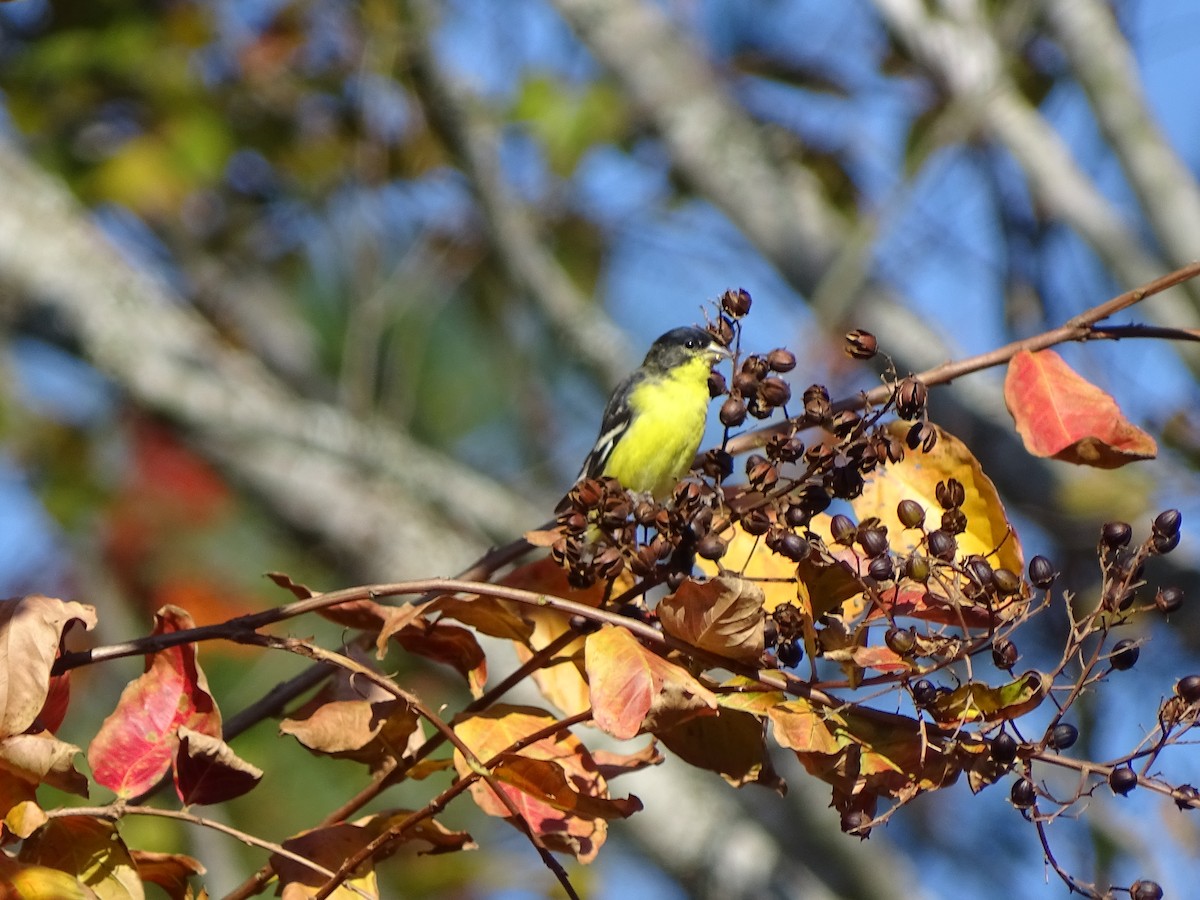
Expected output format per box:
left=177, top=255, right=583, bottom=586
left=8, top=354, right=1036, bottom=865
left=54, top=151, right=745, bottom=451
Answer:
left=709, top=342, right=733, bottom=362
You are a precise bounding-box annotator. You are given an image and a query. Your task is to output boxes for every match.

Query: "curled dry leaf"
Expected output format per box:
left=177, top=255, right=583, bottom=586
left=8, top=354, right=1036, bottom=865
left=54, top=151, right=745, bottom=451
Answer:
left=131, top=850, right=206, bottom=900
left=0, top=730, right=88, bottom=797
left=1004, top=349, right=1157, bottom=468
left=926, top=671, right=1048, bottom=727
left=658, top=575, right=766, bottom=666
left=173, top=726, right=263, bottom=805
left=584, top=625, right=718, bottom=741
left=0, top=595, right=97, bottom=739
left=279, top=698, right=420, bottom=771
left=87, top=606, right=221, bottom=798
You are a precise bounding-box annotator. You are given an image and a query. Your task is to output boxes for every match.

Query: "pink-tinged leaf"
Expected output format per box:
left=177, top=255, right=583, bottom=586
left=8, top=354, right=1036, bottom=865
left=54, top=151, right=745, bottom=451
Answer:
left=1004, top=349, right=1157, bottom=468
left=173, top=727, right=262, bottom=805
left=387, top=621, right=488, bottom=698
left=585, top=625, right=717, bottom=740
left=0, top=596, right=96, bottom=739
left=87, top=606, right=220, bottom=798
left=0, top=731, right=88, bottom=797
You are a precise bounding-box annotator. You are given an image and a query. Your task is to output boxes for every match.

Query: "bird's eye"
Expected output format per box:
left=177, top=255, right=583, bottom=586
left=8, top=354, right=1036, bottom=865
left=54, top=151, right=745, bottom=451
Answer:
left=685, top=338, right=698, bottom=349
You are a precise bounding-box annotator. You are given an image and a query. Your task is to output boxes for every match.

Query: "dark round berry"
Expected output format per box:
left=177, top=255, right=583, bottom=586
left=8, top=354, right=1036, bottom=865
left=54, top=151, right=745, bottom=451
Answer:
left=1130, top=880, right=1163, bottom=900
left=760, top=377, right=792, bottom=407
left=897, top=499, right=925, bottom=529
left=991, top=732, right=1018, bottom=766
left=857, top=527, right=890, bottom=559
left=992, top=638, right=1018, bottom=671
left=840, top=809, right=871, bottom=838
left=926, top=529, right=957, bottom=562
left=777, top=640, right=803, bottom=668
left=1174, top=784, right=1199, bottom=810
left=1110, top=639, right=1140, bottom=671
left=830, top=514, right=856, bottom=545
left=1176, top=675, right=1200, bottom=703
left=905, top=555, right=931, bottom=583
left=993, top=568, right=1021, bottom=596
left=1152, top=531, right=1181, bottom=555
left=773, top=531, right=810, bottom=563
left=1010, top=778, right=1036, bottom=809
left=763, top=620, right=779, bottom=648
left=721, top=288, right=752, bottom=318
left=767, top=348, right=796, bottom=373
left=965, top=556, right=996, bottom=592
left=1153, top=508, right=1182, bottom=539
left=1156, top=586, right=1184, bottom=614
left=1101, top=521, right=1133, bottom=548
left=895, top=376, right=928, bottom=420
left=885, top=627, right=916, bottom=656
left=1048, top=723, right=1078, bottom=751
left=741, top=509, right=772, bottom=536
left=911, top=679, right=937, bottom=706
left=1028, top=556, right=1058, bottom=589
left=697, top=533, right=728, bottom=561
left=868, top=556, right=895, bottom=582
left=1108, top=767, right=1138, bottom=796
left=719, top=396, right=747, bottom=427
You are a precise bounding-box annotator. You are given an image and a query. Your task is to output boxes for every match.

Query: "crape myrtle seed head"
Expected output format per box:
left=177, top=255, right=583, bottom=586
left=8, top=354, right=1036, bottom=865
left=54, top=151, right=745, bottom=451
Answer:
left=840, top=809, right=871, bottom=838
left=1110, top=639, right=1140, bottom=671
left=722, top=288, right=752, bottom=318
left=990, top=732, right=1018, bottom=766
left=741, top=508, right=772, bottom=536
left=1156, top=586, right=1184, bottom=614
left=1101, top=521, right=1133, bottom=548
left=897, top=499, right=925, bottom=529
left=702, top=448, right=734, bottom=480
left=667, top=570, right=688, bottom=591
left=777, top=640, right=803, bottom=668
left=1049, top=723, right=1078, bottom=751
left=746, top=395, right=774, bottom=419
left=884, top=434, right=906, bottom=463
left=1011, top=778, right=1036, bottom=809
left=885, top=627, right=916, bottom=656
left=993, top=568, right=1021, bottom=596
left=1174, top=784, right=1200, bottom=810
left=992, top=638, right=1018, bottom=671
left=763, top=619, right=779, bottom=647
left=697, top=533, right=728, bottom=561
left=895, top=376, right=928, bottom=420
left=1152, top=530, right=1181, bottom=554
left=733, top=371, right=760, bottom=395
left=773, top=530, right=809, bottom=562
left=803, top=384, right=832, bottom=420
left=1109, top=767, right=1138, bottom=796
left=844, top=329, right=878, bottom=360
left=857, top=527, right=889, bottom=558
left=634, top=501, right=658, bottom=526
left=1153, top=508, right=1182, bottom=539
left=765, top=434, right=804, bottom=463
left=868, top=556, right=894, bottom=582
left=708, top=370, right=728, bottom=398
left=828, top=464, right=865, bottom=500
left=1176, top=675, right=1200, bottom=703
left=830, top=514, right=856, bottom=545
left=1028, top=556, right=1058, bottom=589
left=906, top=421, right=937, bottom=452
left=747, top=457, right=779, bottom=491
left=965, top=556, right=996, bottom=592
left=926, top=529, right=956, bottom=561
left=829, top=410, right=861, bottom=437
left=742, top=355, right=769, bottom=379
left=912, top=679, right=937, bottom=706
left=767, top=348, right=796, bottom=373
left=941, top=507, right=968, bottom=535
left=594, top=546, right=625, bottom=581
left=720, top=396, right=748, bottom=427
left=906, top=555, right=931, bottom=583
left=715, top=317, right=736, bottom=347
left=1130, top=882, right=1163, bottom=900
left=935, top=478, right=966, bottom=509
left=760, top=377, right=792, bottom=407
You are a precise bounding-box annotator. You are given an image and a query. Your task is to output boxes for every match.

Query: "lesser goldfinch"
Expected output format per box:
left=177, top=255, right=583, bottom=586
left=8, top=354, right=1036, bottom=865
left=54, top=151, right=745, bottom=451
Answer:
left=574, top=326, right=731, bottom=499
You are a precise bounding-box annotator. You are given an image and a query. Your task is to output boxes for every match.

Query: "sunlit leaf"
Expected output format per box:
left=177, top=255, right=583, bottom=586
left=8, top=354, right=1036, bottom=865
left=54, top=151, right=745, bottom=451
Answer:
left=927, top=672, right=1047, bottom=726
left=19, top=816, right=142, bottom=899
left=279, top=698, right=419, bottom=771
left=657, top=575, right=765, bottom=665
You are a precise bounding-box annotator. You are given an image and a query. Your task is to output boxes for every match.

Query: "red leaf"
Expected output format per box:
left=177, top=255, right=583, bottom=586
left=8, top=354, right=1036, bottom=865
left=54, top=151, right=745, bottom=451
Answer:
left=1004, top=349, right=1157, bottom=468
left=173, top=727, right=262, bottom=805
left=0, top=596, right=96, bottom=739
left=87, top=606, right=221, bottom=798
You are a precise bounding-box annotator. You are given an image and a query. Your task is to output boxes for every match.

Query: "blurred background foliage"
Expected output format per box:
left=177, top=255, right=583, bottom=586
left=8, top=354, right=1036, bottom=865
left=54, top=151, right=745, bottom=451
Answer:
left=2, top=0, right=1200, bottom=897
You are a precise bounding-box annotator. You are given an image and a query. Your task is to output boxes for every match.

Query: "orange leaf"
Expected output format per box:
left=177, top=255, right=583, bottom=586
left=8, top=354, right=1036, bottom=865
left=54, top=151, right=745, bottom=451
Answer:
left=658, top=576, right=766, bottom=666
left=0, top=596, right=96, bottom=739
left=1004, top=349, right=1157, bottom=467
left=768, top=698, right=843, bottom=757
left=584, top=625, right=717, bottom=740
left=387, top=621, right=487, bottom=698
left=131, top=850, right=205, bottom=900
left=87, top=606, right=220, bottom=798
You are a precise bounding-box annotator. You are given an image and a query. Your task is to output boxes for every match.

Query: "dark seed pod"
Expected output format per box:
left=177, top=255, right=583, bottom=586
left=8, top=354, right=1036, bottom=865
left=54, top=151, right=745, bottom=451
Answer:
left=720, top=396, right=748, bottom=427
left=707, top=370, right=728, bottom=398
left=783, top=503, right=810, bottom=529
left=715, top=317, right=736, bottom=347
left=965, top=556, right=996, bottom=592
left=905, top=555, right=931, bottom=583
left=777, top=639, right=803, bottom=668
left=926, top=529, right=956, bottom=562
left=697, top=533, right=728, bottom=561
left=830, top=514, right=857, bottom=545
left=795, top=484, right=832, bottom=516
left=828, top=464, right=865, bottom=500
left=1173, top=784, right=1199, bottom=810
left=741, top=508, right=772, bottom=536
left=829, top=409, right=861, bottom=438
left=594, top=546, right=626, bottom=581
left=844, top=329, right=878, bottom=360
left=857, top=527, right=890, bottom=559
left=760, top=377, right=792, bottom=408
left=906, top=421, right=937, bottom=452
left=895, top=376, right=928, bottom=420
left=990, top=732, right=1018, bottom=766
left=993, top=568, right=1021, bottom=596
left=741, top=354, right=769, bottom=379
left=992, top=638, right=1018, bottom=671
left=935, top=478, right=966, bottom=509
left=763, top=619, right=779, bottom=648
left=1109, top=767, right=1138, bottom=796
left=733, top=371, right=761, bottom=395
left=702, top=448, right=734, bottom=481
left=911, top=679, right=937, bottom=706
left=721, top=287, right=752, bottom=318
left=940, top=507, right=967, bottom=535
left=773, top=531, right=810, bottom=562
left=1101, top=521, right=1132, bottom=548
left=746, top=455, right=779, bottom=491
left=1153, top=508, right=1182, bottom=539
left=1028, top=556, right=1058, bottom=589
left=840, top=809, right=871, bottom=838
left=1010, top=778, right=1036, bottom=809
left=1048, top=723, right=1078, bottom=751
left=885, top=627, right=916, bottom=656
left=897, top=499, right=925, bottom=529
left=1156, top=586, right=1184, bottom=614
left=1176, top=675, right=1200, bottom=703
left=666, top=569, right=688, bottom=591
left=1130, top=880, right=1163, bottom=900
left=802, top=384, right=832, bottom=421
left=767, top=348, right=797, bottom=373
left=868, top=556, right=894, bottom=582
left=1110, top=639, right=1140, bottom=671
left=1152, top=530, right=1181, bottom=554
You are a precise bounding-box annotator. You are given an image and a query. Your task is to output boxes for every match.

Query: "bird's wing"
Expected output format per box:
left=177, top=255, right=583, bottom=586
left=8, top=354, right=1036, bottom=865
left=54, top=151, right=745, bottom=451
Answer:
left=577, top=370, right=640, bottom=481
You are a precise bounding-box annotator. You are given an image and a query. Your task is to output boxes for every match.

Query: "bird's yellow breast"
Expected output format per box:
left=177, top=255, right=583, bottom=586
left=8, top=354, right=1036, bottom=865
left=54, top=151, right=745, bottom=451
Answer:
left=601, top=356, right=714, bottom=499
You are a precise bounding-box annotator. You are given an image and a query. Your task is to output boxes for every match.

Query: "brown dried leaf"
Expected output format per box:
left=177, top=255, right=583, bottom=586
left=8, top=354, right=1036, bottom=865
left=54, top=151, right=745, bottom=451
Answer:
left=19, top=816, right=140, bottom=898
left=386, top=621, right=487, bottom=698
left=265, top=572, right=314, bottom=600
left=0, top=595, right=97, bottom=739
left=173, top=727, right=263, bottom=805
left=584, top=625, right=718, bottom=740
left=0, top=731, right=88, bottom=797
left=131, top=850, right=205, bottom=900
left=657, top=708, right=784, bottom=791
left=592, top=742, right=664, bottom=781
left=658, top=576, right=766, bottom=665
left=279, top=698, right=419, bottom=771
